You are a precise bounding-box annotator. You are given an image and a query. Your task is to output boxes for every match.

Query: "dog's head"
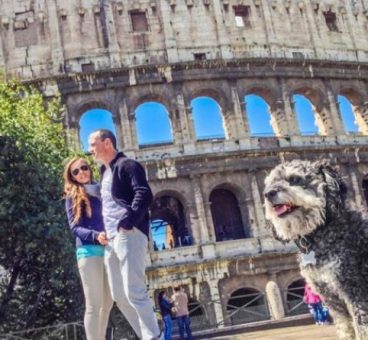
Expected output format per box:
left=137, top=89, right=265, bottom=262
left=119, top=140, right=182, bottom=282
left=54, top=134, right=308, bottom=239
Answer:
left=263, top=159, right=347, bottom=242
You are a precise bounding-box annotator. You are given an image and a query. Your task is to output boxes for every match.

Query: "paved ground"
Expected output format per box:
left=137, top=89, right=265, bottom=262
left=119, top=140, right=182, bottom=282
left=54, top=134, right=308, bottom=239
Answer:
left=212, top=324, right=337, bottom=339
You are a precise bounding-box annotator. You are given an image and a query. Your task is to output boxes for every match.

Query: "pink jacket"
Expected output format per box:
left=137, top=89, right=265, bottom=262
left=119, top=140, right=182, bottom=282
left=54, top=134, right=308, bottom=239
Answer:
left=304, top=285, right=322, bottom=304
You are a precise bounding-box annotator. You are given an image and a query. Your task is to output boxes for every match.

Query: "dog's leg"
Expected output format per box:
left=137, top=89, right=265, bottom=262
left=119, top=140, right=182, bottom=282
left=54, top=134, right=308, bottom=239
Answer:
left=351, top=302, right=368, bottom=340
left=325, top=300, right=355, bottom=340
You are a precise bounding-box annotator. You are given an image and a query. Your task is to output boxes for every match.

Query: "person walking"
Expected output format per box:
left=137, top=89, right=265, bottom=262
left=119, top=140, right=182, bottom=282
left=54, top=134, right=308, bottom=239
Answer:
left=64, top=157, right=113, bottom=340
left=88, top=129, right=161, bottom=340
left=158, top=291, right=173, bottom=340
left=303, top=284, right=328, bottom=325
left=172, top=287, right=193, bottom=340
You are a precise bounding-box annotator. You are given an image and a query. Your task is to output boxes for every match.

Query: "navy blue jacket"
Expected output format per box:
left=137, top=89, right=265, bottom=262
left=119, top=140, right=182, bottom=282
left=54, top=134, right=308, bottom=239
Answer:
left=159, top=298, right=173, bottom=317
left=100, top=152, right=153, bottom=238
left=65, top=195, right=104, bottom=247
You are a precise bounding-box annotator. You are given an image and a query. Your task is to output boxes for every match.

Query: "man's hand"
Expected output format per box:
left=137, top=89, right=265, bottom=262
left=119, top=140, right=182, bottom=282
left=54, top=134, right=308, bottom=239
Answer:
left=97, top=231, right=108, bottom=245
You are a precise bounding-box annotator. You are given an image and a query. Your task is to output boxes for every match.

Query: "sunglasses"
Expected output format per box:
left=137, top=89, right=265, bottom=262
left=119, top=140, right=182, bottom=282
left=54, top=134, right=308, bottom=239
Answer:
left=71, top=165, right=89, bottom=176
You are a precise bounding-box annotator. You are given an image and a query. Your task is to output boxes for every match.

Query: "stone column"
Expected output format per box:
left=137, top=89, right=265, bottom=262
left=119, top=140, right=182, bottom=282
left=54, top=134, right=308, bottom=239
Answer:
left=186, top=203, right=201, bottom=245
left=118, top=98, right=137, bottom=152
left=100, top=0, right=121, bottom=68
left=355, top=102, right=368, bottom=135
left=249, top=171, right=267, bottom=237
left=208, top=280, right=225, bottom=328
left=174, top=87, right=195, bottom=143
left=280, top=79, right=299, bottom=136
left=230, top=85, right=249, bottom=139
left=265, top=279, right=285, bottom=320
left=270, top=100, right=291, bottom=137
left=211, top=0, right=232, bottom=59
left=159, top=1, right=179, bottom=63
left=240, top=175, right=260, bottom=237
left=64, top=105, right=80, bottom=149
left=203, top=201, right=215, bottom=242
left=0, top=29, right=5, bottom=71
left=191, top=176, right=210, bottom=243
left=325, top=85, right=345, bottom=135
left=46, top=0, right=65, bottom=74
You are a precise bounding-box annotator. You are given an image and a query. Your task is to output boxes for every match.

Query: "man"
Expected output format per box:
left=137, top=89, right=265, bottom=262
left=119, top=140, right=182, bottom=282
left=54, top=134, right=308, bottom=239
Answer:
left=172, top=286, right=193, bottom=340
left=89, top=129, right=160, bottom=340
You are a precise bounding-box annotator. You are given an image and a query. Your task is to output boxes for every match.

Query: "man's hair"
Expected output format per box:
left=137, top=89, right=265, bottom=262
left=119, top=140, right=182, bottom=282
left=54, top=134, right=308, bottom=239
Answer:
left=95, top=129, right=117, bottom=150
left=174, top=286, right=181, bottom=292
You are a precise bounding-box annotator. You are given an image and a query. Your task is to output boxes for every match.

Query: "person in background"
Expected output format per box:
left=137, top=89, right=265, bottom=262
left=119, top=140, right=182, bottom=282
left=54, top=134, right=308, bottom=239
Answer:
left=158, top=291, right=173, bottom=340
left=64, top=157, right=113, bottom=340
left=88, top=129, right=161, bottom=340
left=172, top=286, right=193, bottom=340
left=303, top=284, right=329, bottom=325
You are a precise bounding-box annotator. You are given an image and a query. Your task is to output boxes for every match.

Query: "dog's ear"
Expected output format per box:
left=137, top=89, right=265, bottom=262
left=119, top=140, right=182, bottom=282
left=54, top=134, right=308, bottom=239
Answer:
left=316, top=162, right=347, bottom=211
left=265, top=220, right=289, bottom=244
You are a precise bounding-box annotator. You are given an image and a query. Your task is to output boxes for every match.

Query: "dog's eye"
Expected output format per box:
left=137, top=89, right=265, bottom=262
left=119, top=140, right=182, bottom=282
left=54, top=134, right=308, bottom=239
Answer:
left=288, top=175, right=303, bottom=186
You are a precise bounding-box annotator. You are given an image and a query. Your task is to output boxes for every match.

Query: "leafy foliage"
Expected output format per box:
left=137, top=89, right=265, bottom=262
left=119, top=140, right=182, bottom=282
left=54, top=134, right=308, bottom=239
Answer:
left=0, top=81, right=83, bottom=332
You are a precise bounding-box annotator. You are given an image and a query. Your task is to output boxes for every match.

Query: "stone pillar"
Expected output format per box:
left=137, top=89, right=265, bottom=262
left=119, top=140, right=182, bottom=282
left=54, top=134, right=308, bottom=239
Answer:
left=325, top=85, right=345, bottom=135
left=186, top=203, right=201, bottom=245
left=118, top=98, right=137, bottom=152
left=191, top=176, right=210, bottom=243
left=265, top=279, right=285, bottom=320
left=64, top=105, right=80, bottom=149
left=211, top=1, right=233, bottom=59
left=349, top=166, right=365, bottom=211
left=174, top=88, right=195, bottom=143
left=100, top=0, right=121, bottom=68
left=280, top=79, right=299, bottom=136
left=46, top=1, right=65, bottom=74
left=249, top=172, right=267, bottom=237
left=270, top=100, right=291, bottom=137
left=229, top=85, right=249, bottom=139
left=159, top=1, right=179, bottom=63
left=0, top=29, right=5, bottom=71
left=203, top=201, right=215, bottom=242
left=208, top=280, right=225, bottom=328
left=355, top=102, right=368, bottom=135
left=240, top=175, right=260, bottom=237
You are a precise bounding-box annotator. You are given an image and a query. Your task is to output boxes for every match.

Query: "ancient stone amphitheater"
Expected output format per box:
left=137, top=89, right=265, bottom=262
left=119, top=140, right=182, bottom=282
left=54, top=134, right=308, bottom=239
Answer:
left=2, top=0, right=368, bottom=332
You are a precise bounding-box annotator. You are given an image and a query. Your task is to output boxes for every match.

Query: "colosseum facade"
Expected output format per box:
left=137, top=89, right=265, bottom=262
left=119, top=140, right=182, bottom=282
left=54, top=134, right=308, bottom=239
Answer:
left=1, top=0, right=368, bottom=332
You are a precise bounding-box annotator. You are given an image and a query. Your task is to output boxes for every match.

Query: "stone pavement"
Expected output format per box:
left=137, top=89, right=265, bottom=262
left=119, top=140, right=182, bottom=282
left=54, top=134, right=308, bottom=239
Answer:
left=212, top=324, right=337, bottom=339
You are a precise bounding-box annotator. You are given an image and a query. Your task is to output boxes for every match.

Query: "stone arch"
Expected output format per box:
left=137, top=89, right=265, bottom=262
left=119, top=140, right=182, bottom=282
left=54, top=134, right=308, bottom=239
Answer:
left=74, top=100, right=115, bottom=121
left=284, top=278, right=308, bottom=316
left=226, top=287, right=270, bottom=325
left=134, top=101, right=174, bottom=146
left=241, top=86, right=287, bottom=137
left=129, top=93, right=173, bottom=115
left=291, top=86, right=330, bottom=136
left=338, top=88, right=368, bottom=134
left=209, top=184, right=250, bottom=241
left=243, top=94, right=275, bottom=137
left=186, top=86, right=229, bottom=113
left=150, top=191, right=192, bottom=249
left=190, top=96, right=226, bottom=140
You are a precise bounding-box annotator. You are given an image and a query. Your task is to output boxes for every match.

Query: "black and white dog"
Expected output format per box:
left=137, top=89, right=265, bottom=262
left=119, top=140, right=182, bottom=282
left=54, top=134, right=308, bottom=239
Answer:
left=264, top=160, right=368, bottom=340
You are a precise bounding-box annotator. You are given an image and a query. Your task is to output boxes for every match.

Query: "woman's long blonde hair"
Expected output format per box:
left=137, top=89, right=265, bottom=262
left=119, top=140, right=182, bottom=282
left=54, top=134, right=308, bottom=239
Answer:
left=63, top=157, right=93, bottom=224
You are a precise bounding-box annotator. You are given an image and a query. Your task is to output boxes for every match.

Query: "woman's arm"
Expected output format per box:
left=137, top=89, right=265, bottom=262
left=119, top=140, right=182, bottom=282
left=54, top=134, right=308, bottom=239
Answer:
left=65, top=197, right=99, bottom=243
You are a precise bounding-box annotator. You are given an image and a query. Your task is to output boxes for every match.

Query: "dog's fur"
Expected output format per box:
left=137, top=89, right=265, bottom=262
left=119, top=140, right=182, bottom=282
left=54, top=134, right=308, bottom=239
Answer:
left=264, top=159, right=368, bottom=340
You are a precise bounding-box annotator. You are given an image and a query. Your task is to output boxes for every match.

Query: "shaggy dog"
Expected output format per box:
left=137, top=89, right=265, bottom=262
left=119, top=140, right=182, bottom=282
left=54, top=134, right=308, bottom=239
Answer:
left=264, top=159, right=368, bottom=340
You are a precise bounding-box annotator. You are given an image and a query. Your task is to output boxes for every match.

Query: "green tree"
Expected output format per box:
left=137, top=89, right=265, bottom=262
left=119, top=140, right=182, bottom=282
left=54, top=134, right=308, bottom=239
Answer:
left=0, top=81, right=83, bottom=332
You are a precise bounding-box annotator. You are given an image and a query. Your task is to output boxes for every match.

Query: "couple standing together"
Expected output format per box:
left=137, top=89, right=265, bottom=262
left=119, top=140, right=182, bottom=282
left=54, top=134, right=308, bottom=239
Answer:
left=64, top=129, right=161, bottom=340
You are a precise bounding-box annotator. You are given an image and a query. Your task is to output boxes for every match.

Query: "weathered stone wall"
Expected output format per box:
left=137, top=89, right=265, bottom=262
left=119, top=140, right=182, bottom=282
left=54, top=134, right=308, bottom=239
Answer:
left=0, top=0, right=368, bottom=79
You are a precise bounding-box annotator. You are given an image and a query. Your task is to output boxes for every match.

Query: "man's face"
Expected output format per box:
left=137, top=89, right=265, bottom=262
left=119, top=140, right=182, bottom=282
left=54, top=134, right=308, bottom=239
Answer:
left=88, top=132, right=106, bottom=162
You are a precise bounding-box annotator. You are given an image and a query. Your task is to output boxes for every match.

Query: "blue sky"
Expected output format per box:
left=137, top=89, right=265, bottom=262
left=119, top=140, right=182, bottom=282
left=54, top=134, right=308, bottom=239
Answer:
left=79, top=95, right=357, bottom=248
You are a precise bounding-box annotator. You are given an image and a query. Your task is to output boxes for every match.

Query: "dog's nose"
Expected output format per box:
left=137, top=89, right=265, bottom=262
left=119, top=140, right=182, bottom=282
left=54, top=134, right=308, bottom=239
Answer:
left=265, top=190, right=277, bottom=200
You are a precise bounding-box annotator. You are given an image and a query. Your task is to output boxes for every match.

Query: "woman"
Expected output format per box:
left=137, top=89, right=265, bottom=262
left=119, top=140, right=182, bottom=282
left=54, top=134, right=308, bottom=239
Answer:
left=158, top=291, right=173, bottom=340
left=64, top=157, right=113, bottom=340
left=303, top=284, right=328, bottom=325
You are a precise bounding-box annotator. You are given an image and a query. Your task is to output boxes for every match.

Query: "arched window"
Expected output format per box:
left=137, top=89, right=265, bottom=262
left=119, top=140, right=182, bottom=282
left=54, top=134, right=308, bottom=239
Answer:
left=286, top=279, right=309, bottom=316
left=210, top=188, right=248, bottom=241
left=191, top=97, right=225, bottom=140
left=135, top=102, right=173, bottom=146
left=292, top=94, right=319, bottom=135
left=150, top=196, right=191, bottom=250
left=79, top=109, right=116, bottom=151
left=244, top=94, right=275, bottom=137
left=337, top=95, right=359, bottom=134
left=227, top=288, right=270, bottom=325
left=362, top=176, right=368, bottom=206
